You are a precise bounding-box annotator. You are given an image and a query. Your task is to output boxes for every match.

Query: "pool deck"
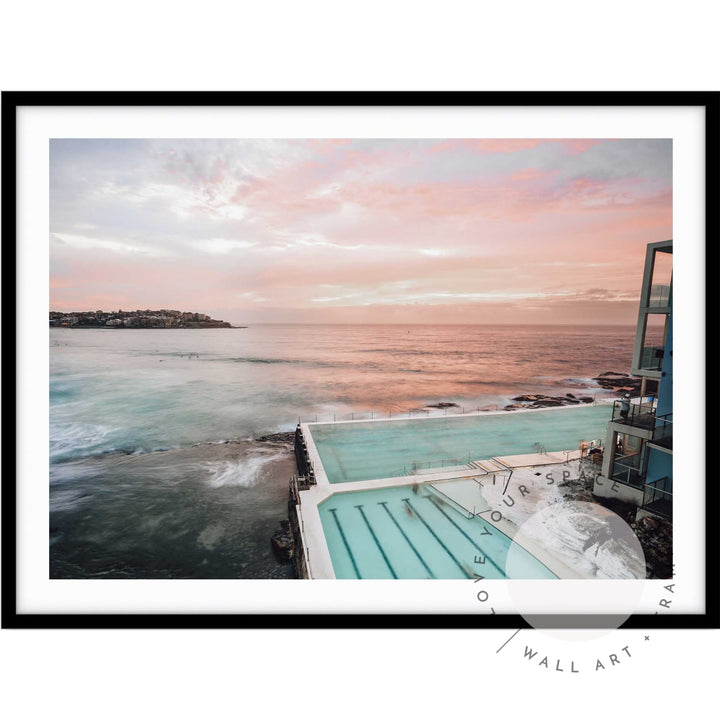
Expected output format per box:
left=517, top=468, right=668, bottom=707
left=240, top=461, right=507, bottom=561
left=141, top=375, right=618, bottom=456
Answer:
left=293, top=402, right=614, bottom=580
left=295, top=462, right=588, bottom=579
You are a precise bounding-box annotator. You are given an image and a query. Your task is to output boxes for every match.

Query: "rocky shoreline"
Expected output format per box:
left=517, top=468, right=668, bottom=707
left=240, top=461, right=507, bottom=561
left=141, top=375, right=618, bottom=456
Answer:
left=423, top=370, right=641, bottom=413
left=270, top=368, right=663, bottom=575
left=558, top=465, right=672, bottom=579
left=256, top=431, right=295, bottom=444
left=505, top=392, right=594, bottom=410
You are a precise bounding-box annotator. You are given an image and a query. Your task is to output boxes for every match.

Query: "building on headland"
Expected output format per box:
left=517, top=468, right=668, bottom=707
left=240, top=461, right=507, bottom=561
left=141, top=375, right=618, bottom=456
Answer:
left=593, top=239, right=672, bottom=521
left=49, top=309, right=235, bottom=329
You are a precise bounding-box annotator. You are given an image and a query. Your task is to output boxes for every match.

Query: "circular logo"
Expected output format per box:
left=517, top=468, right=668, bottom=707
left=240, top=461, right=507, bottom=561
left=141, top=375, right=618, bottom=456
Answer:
left=505, top=500, right=646, bottom=640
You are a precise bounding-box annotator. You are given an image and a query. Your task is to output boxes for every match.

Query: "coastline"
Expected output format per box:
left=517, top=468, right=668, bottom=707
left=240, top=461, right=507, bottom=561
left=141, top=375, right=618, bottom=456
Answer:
left=49, top=320, right=646, bottom=580
left=49, top=325, right=248, bottom=329
left=50, top=438, right=296, bottom=579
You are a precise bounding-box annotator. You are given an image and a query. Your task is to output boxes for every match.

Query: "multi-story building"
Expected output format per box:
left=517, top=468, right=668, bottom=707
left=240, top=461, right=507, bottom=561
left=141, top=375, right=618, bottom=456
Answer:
left=593, top=239, right=673, bottom=521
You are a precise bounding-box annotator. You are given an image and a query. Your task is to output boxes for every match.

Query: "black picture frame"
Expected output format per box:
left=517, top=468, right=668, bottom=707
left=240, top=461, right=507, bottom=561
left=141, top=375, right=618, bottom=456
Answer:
left=2, top=91, right=716, bottom=630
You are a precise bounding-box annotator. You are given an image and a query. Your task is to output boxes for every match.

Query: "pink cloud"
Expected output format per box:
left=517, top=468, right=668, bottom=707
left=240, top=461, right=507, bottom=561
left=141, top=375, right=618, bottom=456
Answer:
left=50, top=138, right=672, bottom=325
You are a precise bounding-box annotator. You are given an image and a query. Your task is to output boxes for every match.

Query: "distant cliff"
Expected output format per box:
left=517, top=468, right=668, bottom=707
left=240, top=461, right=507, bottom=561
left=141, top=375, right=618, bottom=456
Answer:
left=49, top=309, right=243, bottom=329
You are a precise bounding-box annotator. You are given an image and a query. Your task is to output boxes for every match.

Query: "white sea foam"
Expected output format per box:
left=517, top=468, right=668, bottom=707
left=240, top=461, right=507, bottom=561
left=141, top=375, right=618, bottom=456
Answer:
left=205, top=451, right=286, bottom=488
left=49, top=422, right=115, bottom=461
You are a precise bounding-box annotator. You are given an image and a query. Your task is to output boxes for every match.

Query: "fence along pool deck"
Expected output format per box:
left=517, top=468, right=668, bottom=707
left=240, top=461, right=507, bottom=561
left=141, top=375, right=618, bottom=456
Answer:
left=289, top=404, right=612, bottom=579
left=302, top=403, right=612, bottom=485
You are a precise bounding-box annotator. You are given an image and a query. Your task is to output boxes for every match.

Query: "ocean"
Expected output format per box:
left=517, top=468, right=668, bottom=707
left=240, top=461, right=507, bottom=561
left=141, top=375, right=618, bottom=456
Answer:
left=49, top=323, right=640, bottom=578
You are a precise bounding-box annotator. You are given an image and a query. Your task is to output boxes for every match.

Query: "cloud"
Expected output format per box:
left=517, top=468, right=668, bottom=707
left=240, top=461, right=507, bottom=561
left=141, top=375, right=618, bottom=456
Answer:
left=189, top=238, right=258, bottom=254
left=50, top=138, right=672, bottom=324
left=51, top=232, right=171, bottom=257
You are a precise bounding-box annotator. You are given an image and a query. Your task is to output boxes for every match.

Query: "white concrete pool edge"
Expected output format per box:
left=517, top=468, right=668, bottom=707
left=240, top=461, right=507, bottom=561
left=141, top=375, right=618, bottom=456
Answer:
left=296, top=451, right=590, bottom=580
left=301, top=400, right=613, bottom=488
left=304, top=396, right=615, bottom=429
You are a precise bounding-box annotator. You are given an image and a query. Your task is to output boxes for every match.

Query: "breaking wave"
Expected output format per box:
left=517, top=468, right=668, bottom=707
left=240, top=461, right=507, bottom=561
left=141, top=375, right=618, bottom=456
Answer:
left=49, top=422, right=116, bottom=462
left=205, top=451, right=286, bottom=488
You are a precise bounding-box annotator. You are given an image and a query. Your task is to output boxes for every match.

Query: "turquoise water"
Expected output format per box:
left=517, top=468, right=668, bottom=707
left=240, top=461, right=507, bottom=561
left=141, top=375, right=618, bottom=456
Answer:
left=308, top=404, right=612, bottom=483
left=319, top=485, right=557, bottom=579
left=49, top=325, right=627, bottom=579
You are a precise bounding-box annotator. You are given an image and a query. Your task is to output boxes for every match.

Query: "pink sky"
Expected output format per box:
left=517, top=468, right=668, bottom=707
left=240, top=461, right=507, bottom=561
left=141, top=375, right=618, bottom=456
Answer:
left=50, top=138, right=672, bottom=324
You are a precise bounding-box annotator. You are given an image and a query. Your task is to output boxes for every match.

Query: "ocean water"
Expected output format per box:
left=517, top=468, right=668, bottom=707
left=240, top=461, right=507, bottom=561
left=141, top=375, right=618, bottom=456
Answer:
left=49, top=323, right=639, bottom=578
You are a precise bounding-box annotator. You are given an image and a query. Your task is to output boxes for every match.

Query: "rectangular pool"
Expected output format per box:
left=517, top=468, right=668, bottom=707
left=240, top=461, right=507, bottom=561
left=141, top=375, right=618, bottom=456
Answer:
left=318, top=484, right=557, bottom=579
left=308, top=404, right=612, bottom=484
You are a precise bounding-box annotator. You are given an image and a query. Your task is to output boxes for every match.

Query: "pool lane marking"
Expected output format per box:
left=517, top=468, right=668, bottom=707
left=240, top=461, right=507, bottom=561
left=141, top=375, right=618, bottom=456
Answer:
left=402, top=498, right=471, bottom=578
left=426, top=496, right=505, bottom=577
left=328, top=508, right=361, bottom=579
left=355, top=505, right=398, bottom=579
left=378, top=502, right=436, bottom=579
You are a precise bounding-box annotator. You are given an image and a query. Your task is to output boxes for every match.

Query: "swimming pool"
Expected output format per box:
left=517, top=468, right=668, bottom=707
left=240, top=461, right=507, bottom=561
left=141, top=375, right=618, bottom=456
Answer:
left=318, top=484, right=557, bottom=579
left=307, top=404, right=612, bottom=484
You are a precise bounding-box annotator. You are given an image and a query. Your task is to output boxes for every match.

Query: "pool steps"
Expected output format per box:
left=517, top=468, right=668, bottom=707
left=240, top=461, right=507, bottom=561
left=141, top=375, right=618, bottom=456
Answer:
left=469, top=458, right=510, bottom=473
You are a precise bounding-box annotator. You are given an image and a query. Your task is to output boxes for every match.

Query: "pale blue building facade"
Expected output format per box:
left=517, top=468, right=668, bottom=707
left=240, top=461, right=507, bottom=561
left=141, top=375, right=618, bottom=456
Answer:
left=594, top=239, right=673, bottom=520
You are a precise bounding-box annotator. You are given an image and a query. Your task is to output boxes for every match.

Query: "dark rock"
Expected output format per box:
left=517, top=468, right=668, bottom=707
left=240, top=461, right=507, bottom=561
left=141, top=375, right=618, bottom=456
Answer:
left=529, top=400, right=563, bottom=408
left=426, top=402, right=459, bottom=409
left=271, top=520, right=295, bottom=562
left=257, top=432, right=295, bottom=444
left=566, top=393, right=576, bottom=399
left=579, top=396, right=594, bottom=403
left=593, top=375, right=642, bottom=391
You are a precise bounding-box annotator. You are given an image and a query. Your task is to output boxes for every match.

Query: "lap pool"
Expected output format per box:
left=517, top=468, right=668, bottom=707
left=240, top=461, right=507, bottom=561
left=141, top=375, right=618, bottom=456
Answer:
left=318, top=484, right=557, bottom=579
left=307, top=404, right=612, bottom=484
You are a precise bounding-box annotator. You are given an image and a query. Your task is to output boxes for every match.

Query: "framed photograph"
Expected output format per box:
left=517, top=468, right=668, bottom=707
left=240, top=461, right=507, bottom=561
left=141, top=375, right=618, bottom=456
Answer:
left=2, top=91, right=715, bottom=629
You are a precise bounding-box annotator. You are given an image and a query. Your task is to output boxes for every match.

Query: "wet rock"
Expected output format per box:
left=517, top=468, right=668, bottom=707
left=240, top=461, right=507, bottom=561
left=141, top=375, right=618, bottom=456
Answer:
left=529, top=399, right=564, bottom=408
left=426, top=402, right=459, bottom=409
left=257, top=432, right=295, bottom=444
left=271, top=520, right=295, bottom=562
left=593, top=374, right=642, bottom=392
left=510, top=393, right=583, bottom=408
left=579, top=396, right=594, bottom=403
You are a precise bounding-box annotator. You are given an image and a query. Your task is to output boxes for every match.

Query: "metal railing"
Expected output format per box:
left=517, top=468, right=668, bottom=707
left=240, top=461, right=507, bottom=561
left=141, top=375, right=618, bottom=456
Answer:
left=642, top=476, right=672, bottom=518
left=611, top=452, right=646, bottom=487
left=648, top=284, right=671, bottom=308
left=403, top=454, right=474, bottom=475
left=296, top=398, right=601, bottom=425
left=612, top=396, right=656, bottom=428
left=639, top=345, right=665, bottom=371
left=651, top=413, right=673, bottom=449
left=297, top=405, right=491, bottom=424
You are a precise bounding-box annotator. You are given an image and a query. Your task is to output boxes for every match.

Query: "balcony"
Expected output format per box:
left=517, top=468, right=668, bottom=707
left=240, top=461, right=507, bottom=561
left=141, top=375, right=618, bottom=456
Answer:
left=639, top=345, right=665, bottom=371
left=611, top=397, right=656, bottom=430
left=610, top=452, right=645, bottom=488
left=648, top=283, right=671, bottom=309
left=641, top=476, right=672, bottom=519
left=649, top=413, right=673, bottom=451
